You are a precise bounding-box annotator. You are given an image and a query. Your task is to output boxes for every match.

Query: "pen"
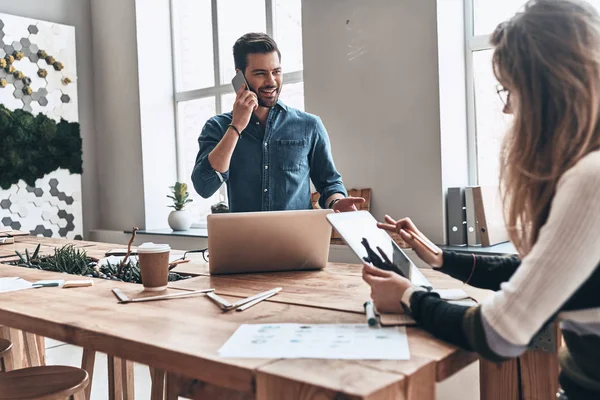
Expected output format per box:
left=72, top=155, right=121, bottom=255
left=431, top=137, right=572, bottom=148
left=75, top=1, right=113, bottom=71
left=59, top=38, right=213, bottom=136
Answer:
left=406, top=229, right=439, bottom=255
left=230, top=287, right=282, bottom=309
left=236, top=291, right=279, bottom=312
left=364, top=301, right=377, bottom=326
left=112, top=288, right=215, bottom=303
left=206, top=291, right=233, bottom=310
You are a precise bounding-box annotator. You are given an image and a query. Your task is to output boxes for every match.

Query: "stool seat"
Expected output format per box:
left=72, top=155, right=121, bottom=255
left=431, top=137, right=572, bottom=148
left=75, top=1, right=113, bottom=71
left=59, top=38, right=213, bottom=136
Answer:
left=0, top=338, right=11, bottom=357
left=0, top=365, right=89, bottom=400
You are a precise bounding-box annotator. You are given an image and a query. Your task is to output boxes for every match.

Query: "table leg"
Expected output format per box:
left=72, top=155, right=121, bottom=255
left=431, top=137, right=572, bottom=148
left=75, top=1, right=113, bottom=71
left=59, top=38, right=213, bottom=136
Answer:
left=519, top=351, right=559, bottom=399
left=81, top=348, right=96, bottom=400
left=23, top=331, right=41, bottom=367
left=480, top=358, right=519, bottom=400
left=108, top=355, right=123, bottom=400
left=150, top=368, right=166, bottom=400
left=405, top=363, right=435, bottom=400
left=122, top=359, right=135, bottom=400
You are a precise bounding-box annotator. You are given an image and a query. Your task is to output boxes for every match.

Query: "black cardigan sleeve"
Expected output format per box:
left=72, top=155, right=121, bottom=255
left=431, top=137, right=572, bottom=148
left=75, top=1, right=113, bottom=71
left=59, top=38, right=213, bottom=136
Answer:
left=410, top=291, right=508, bottom=362
left=439, top=251, right=521, bottom=291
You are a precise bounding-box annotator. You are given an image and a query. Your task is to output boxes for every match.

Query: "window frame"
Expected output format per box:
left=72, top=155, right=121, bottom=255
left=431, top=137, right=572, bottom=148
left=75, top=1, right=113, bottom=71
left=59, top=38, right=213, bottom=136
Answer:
left=169, top=0, right=304, bottom=221
left=464, top=0, right=501, bottom=186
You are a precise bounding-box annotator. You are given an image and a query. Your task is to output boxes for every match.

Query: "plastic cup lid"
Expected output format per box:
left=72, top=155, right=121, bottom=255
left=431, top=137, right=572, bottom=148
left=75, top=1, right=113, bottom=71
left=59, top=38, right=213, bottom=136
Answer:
left=137, top=242, right=171, bottom=254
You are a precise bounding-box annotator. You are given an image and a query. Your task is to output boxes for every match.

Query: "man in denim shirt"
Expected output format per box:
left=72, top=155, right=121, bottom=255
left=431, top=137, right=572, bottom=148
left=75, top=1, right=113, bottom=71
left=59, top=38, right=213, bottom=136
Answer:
left=192, top=33, right=364, bottom=212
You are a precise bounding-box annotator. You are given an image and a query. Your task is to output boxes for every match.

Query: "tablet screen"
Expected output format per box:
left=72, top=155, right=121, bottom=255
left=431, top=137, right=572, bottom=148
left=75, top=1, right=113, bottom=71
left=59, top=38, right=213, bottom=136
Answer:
left=327, top=211, right=412, bottom=279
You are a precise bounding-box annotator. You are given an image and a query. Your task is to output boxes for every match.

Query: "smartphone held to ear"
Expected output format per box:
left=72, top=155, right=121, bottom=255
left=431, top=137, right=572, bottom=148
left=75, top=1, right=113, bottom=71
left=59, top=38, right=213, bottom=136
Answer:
left=232, top=70, right=249, bottom=93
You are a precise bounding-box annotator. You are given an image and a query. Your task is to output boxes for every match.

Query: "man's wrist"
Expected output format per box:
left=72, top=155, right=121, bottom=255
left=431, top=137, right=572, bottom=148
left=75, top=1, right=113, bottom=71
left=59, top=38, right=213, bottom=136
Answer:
left=328, top=198, right=342, bottom=209
left=227, top=124, right=242, bottom=138
left=230, top=117, right=248, bottom=131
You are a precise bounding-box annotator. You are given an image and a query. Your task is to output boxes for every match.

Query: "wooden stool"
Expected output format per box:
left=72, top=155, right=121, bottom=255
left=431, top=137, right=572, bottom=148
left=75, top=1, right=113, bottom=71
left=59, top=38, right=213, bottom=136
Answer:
left=0, top=338, right=12, bottom=372
left=0, top=365, right=88, bottom=400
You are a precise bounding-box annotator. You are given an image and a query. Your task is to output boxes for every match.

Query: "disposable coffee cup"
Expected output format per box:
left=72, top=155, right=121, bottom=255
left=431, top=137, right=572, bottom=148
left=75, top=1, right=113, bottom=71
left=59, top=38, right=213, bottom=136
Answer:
left=137, top=242, right=171, bottom=291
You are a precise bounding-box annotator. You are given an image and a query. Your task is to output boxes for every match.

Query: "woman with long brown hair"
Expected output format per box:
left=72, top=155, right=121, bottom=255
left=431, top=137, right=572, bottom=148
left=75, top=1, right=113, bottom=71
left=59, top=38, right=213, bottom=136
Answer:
left=363, top=0, right=600, bottom=397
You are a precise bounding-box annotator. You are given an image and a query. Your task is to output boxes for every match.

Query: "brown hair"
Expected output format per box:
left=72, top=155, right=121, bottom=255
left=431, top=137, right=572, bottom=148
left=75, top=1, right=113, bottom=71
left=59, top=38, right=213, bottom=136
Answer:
left=492, top=0, right=600, bottom=255
left=233, top=33, right=281, bottom=72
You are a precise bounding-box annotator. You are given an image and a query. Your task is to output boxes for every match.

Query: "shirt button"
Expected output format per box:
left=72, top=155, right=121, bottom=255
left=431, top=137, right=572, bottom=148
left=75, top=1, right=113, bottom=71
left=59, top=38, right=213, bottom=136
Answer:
left=265, top=165, right=268, bottom=169
left=264, top=188, right=268, bottom=192
left=255, top=122, right=260, bottom=125
left=264, top=143, right=268, bottom=147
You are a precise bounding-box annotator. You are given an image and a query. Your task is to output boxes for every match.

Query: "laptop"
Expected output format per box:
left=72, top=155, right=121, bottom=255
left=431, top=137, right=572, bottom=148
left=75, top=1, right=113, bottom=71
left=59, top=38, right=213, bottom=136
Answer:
left=207, top=209, right=333, bottom=274
left=326, top=210, right=432, bottom=288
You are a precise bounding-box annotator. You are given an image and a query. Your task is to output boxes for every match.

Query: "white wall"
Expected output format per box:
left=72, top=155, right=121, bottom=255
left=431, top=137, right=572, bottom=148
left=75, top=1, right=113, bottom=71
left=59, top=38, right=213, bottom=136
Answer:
left=0, top=0, right=99, bottom=237
left=302, top=0, right=446, bottom=243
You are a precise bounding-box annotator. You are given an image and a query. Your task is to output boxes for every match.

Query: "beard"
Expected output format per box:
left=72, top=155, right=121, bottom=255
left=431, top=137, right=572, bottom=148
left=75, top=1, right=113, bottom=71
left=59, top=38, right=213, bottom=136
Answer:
left=255, top=84, right=281, bottom=108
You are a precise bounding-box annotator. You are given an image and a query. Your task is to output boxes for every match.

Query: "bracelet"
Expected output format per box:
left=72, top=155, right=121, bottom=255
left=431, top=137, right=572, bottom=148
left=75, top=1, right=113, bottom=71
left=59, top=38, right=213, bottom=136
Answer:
left=328, top=198, right=341, bottom=209
left=464, top=253, right=477, bottom=285
left=228, top=124, right=242, bottom=137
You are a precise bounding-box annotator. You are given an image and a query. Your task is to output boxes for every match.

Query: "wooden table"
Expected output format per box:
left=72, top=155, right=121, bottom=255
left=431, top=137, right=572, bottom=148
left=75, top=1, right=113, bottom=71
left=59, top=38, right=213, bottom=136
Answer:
left=0, top=236, right=558, bottom=399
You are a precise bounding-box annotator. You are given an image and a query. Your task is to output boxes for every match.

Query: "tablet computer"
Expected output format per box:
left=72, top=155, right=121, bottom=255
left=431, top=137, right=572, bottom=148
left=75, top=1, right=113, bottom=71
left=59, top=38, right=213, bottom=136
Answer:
left=327, top=211, right=432, bottom=288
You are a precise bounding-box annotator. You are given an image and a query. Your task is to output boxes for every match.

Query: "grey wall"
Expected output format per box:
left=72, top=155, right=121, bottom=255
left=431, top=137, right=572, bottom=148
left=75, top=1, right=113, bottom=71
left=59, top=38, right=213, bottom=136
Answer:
left=302, top=0, right=446, bottom=243
left=0, top=0, right=99, bottom=237
left=90, top=0, right=145, bottom=231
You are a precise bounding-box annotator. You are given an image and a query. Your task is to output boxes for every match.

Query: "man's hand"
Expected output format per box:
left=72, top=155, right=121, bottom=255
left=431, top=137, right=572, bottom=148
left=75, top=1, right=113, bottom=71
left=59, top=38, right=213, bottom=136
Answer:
left=231, top=84, right=258, bottom=132
left=332, top=197, right=365, bottom=212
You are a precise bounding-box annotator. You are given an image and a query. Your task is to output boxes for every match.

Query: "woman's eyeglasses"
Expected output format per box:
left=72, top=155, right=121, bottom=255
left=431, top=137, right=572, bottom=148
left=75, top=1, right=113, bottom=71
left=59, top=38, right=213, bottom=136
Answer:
left=496, top=84, right=510, bottom=108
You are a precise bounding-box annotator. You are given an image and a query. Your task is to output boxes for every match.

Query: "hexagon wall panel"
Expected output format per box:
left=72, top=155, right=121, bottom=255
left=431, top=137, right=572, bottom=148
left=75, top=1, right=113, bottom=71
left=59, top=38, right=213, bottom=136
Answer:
left=0, top=13, right=81, bottom=239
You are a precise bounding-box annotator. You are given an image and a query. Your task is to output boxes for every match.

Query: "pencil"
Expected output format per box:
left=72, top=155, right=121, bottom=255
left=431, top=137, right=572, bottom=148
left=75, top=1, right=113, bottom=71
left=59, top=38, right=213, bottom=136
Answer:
left=406, top=229, right=439, bottom=255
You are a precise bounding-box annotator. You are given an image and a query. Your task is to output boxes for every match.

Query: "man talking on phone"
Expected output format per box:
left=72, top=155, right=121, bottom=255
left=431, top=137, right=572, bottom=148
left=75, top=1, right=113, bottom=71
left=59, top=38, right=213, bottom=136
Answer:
left=191, top=33, right=363, bottom=213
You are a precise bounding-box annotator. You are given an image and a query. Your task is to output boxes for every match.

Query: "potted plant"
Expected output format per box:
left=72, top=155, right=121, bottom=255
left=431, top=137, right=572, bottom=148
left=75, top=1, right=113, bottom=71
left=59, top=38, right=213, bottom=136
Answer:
left=167, top=182, right=193, bottom=231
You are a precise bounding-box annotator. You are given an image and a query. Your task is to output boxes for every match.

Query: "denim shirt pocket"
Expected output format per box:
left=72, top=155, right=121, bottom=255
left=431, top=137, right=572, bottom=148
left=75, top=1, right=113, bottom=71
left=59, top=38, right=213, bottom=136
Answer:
left=275, top=139, right=308, bottom=172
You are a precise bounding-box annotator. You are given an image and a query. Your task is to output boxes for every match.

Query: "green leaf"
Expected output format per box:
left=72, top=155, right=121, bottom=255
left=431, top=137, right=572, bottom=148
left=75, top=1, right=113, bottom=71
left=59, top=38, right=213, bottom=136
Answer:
left=32, top=243, right=40, bottom=260
left=15, top=250, right=25, bottom=264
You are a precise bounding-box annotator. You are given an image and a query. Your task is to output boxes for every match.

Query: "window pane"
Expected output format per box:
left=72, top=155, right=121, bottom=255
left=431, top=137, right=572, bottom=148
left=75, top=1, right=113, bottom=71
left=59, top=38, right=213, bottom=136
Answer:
left=473, top=0, right=527, bottom=35
left=172, top=0, right=214, bottom=91
left=273, top=0, right=303, bottom=72
left=217, top=0, right=266, bottom=85
left=473, top=49, right=512, bottom=186
left=177, top=97, right=222, bottom=220
left=221, top=93, right=236, bottom=113
left=474, top=0, right=600, bottom=35
left=279, top=81, right=304, bottom=111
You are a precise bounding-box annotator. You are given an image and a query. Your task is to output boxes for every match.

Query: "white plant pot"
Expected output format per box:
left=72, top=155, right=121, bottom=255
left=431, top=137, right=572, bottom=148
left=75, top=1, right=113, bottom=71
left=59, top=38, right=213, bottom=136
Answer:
left=168, top=210, right=192, bottom=231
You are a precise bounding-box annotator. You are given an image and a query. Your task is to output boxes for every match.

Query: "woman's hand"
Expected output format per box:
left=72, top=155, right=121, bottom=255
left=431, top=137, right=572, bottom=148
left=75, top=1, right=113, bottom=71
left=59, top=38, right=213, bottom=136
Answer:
left=362, top=263, right=412, bottom=313
left=377, top=216, right=444, bottom=268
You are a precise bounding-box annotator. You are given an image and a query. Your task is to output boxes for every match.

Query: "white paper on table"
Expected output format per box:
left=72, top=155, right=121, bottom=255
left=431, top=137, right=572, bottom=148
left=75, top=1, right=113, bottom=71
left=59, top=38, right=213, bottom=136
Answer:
left=218, top=324, right=410, bottom=360
left=0, top=277, right=35, bottom=293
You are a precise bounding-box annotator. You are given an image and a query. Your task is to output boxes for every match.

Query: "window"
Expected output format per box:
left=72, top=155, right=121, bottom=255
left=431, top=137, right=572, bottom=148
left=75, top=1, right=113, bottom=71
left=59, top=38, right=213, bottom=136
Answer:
left=467, top=0, right=600, bottom=186
left=170, top=0, right=304, bottom=224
